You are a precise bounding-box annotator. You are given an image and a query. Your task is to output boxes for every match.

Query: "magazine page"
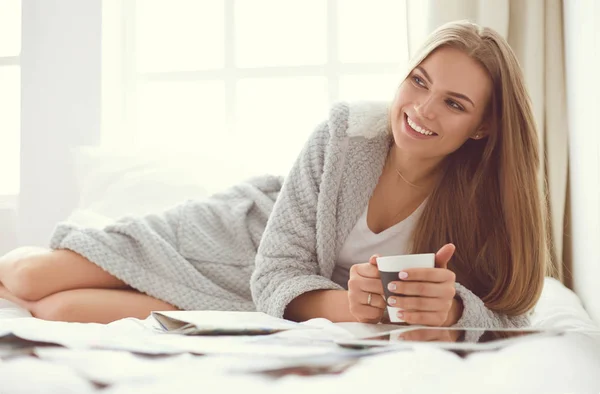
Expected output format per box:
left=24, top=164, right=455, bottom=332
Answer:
left=151, top=311, right=306, bottom=335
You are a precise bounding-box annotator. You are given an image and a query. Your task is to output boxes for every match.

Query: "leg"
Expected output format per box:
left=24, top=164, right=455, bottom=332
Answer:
left=0, top=283, right=34, bottom=311
left=0, top=247, right=129, bottom=302
left=31, top=288, right=179, bottom=324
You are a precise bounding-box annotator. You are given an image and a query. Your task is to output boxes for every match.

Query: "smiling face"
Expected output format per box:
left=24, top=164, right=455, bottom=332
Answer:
left=390, top=46, right=493, bottom=160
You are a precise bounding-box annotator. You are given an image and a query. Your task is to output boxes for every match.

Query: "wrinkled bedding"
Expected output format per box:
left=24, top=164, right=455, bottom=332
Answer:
left=0, top=277, right=598, bottom=394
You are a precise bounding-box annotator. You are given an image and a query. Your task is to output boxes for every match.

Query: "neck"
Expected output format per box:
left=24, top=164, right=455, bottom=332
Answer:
left=389, top=145, right=442, bottom=188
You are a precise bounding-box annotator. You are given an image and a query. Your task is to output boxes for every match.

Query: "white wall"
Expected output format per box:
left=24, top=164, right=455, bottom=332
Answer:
left=18, top=0, right=102, bottom=247
left=564, top=0, right=600, bottom=324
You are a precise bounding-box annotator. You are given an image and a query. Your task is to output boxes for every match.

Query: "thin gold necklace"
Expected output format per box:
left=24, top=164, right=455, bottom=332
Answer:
left=395, top=168, right=424, bottom=189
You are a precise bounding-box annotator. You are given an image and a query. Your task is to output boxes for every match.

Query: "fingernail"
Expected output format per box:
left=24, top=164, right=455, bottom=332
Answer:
left=388, top=297, right=396, bottom=305
left=397, top=311, right=404, bottom=319
left=399, top=271, right=408, bottom=279
left=388, top=283, right=396, bottom=291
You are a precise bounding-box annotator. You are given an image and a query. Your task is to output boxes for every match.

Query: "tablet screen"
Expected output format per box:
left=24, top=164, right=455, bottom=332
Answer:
left=358, top=328, right=562, bottom=345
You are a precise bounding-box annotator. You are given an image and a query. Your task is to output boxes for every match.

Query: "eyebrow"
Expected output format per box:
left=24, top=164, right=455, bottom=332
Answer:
left=415, top=66, right=476, bottom=108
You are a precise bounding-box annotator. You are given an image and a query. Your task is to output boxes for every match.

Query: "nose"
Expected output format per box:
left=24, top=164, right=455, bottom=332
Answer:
left=415, top=95, right=436, bottom=120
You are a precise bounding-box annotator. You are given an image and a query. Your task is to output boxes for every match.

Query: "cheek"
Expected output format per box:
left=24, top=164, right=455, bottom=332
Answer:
left=394, top=82, right=412, bottom=105
left=441, top=117, right=478, bottom=143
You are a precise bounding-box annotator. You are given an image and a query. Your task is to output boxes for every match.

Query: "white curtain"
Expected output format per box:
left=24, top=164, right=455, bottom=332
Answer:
left=563, top=0, right=600, bottom=324
left=407, top=0, right=569, bottom=282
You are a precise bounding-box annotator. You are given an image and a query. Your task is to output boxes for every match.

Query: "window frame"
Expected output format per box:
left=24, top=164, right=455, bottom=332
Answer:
left=103, top=0, right=410, bottom=147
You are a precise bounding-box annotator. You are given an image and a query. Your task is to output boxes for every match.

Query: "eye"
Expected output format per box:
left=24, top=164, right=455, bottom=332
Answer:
left=411, top=75, right=426, bottom=87
left=446, top=99, right=465, bottom=111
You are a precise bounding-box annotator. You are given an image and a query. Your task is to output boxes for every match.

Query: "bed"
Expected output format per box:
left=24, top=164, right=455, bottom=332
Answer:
left=0, top=276, right=599, bottom=393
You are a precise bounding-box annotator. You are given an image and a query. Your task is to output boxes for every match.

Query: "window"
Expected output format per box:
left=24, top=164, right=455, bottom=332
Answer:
left=102, top=0, right=414, bottom=176
left=0, top=0, right=21, bottom=198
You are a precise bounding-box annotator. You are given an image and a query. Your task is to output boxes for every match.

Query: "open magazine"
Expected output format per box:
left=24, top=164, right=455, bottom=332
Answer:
left=150, top=311, right=566, bottom=352
left=151, top=311, right=307, bottom=335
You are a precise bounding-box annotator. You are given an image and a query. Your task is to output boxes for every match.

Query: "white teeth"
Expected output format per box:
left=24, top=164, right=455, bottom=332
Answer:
left=407, top=116, right=434, bottom=136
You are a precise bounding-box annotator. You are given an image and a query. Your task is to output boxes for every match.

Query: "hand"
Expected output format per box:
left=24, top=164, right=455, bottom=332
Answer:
left=386, top=244, right=462, bottom=327
left=347, top=255, right=387, bottom=324
left=394, top=327, right=461, bottom=343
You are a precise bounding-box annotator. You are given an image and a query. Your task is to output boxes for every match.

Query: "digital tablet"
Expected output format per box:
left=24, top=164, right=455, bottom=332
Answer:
left=335, top=327, right=565, bottom=351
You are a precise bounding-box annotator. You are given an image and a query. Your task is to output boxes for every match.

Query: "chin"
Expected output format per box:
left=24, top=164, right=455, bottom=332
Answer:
left=391, top=129, right=414, bottom=151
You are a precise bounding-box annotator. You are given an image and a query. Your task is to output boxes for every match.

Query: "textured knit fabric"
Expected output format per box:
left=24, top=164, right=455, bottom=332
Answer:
left=50, top=175, right=284, bottom=312
left=50, top=101, right=530, bottom=329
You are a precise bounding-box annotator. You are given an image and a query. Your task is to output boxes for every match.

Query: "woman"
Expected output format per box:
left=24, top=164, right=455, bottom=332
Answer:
left=0, top=21, right=553, bottom=328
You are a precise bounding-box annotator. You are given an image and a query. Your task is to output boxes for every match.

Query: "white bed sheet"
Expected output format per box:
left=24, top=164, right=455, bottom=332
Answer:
left=0, top=277, right=598, bottom=394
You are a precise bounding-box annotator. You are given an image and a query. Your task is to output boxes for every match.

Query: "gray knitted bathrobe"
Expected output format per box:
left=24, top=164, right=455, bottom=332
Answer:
left=50, top=101, right=529, bottom=329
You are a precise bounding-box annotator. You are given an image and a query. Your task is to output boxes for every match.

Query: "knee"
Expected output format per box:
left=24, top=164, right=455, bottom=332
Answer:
left=30, top=294, right=77, bottom=322
left=0, top=251, right=49, bottom=301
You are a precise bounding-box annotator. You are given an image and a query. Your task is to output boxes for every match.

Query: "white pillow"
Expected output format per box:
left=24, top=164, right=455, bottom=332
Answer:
left=68, top=146, right=267, bottom=223
left=532, top=277, right=598, bottom=331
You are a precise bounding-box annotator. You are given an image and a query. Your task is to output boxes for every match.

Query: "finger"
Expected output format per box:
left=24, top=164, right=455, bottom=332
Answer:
left=386, top=281, right=456, bottom=299
left=348, top=286, right=386, bottom=310
left=363, top=291, right=387, bottom=309
left=352, top=262, right=381, bottom=279
left=388, top=296, right=451, bottom=312
left=368, top=254, right=380, bottom=266
left=351, top=304, right=385, bottom=324
left=400, top=310, right=447, bottom=327
left=421, top=334, right=453, bottom=342
left=399, top=329, right=445, bottom=342
left=393, top=267, right=456, bottom=283
left=435, top=243, right=455, bottom=269
left=361, top=277, right=385, bottom=295
left=348, top=276, right=384, bottom=296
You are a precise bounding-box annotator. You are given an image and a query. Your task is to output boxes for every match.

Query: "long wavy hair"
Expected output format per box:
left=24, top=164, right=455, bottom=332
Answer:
left=399, top=21, right=554, bottom=316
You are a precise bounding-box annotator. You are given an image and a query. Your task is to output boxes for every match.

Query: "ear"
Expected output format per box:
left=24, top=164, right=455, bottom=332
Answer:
left=470, top=125, right=488, bottom=140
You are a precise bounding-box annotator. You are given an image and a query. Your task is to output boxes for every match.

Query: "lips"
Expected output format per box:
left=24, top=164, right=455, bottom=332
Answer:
left=403, top=113, right=438, bottom=139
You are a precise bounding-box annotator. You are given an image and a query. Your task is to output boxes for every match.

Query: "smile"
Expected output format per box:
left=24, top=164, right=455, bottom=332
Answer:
left=406, top=115, right=437, bottom=136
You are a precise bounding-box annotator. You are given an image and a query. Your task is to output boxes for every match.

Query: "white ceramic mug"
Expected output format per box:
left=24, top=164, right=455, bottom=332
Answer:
left=376, top=253, right=435, bottom=323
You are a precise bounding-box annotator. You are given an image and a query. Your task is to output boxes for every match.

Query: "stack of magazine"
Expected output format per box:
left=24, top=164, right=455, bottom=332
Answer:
left=151, top=310, right=566, bottom=353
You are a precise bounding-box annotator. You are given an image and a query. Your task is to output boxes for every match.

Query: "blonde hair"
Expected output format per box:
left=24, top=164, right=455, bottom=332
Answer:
left=401, top=21, right=554, bottom=316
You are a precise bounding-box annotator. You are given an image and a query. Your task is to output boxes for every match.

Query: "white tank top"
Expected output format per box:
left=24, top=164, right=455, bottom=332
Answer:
left=331, top=201, right=426, bottom=289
